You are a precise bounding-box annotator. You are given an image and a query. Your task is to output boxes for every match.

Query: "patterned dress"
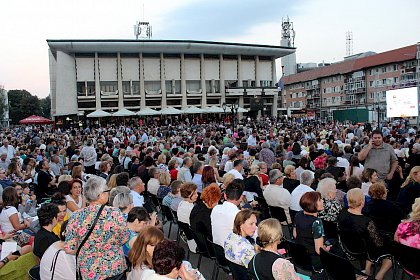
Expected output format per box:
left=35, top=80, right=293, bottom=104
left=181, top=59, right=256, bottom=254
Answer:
left=65, top=204, right=129, bottom=280
left=396, top=220, right=420, bottom=249
left=224, top=232, right=256, bottom=268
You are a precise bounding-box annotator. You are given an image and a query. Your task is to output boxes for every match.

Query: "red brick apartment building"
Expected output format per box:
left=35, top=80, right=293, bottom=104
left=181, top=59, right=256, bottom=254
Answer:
left=280, top=44, right=419, bottom=121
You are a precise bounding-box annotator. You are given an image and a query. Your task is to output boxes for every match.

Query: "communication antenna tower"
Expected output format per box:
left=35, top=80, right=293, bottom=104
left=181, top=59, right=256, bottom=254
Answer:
left=346, top=31, right=353, bottom=56
left=134, top=2, right=152, bottom=39
left=281, top=17, right=295, bottom=47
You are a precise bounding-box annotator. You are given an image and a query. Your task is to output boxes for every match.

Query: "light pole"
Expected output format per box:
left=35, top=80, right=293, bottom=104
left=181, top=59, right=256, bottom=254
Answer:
left=222, top=102, right=239, bottom=129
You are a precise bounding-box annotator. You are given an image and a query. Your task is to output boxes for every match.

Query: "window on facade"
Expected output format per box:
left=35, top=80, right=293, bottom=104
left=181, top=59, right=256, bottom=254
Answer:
left=260, top=80, right=272, bottom=87
left=100, top=81, right=117, bottom=93
left=394, top=77, right=398, bottom=83
left=122, top=81, right=131, bottom=94
left=369, top=81, right=374, bottom=87
left=394, top=64, right=398, bottom=71
left=382, top=91, right=386, bottom=98
left=186, top=80, right=200, bottom=93
left=165, top=81, right=173, bottom=94
left=132, top=82, right=140, bottom=94
left=144, top=81, right=161, bottom=94
left=174, top=80, right=181, bottom=94
left=369, top=70, right=372, bottom=75
left=382, top=79, right=386, bottom=84
left=242, top=80, right=249, bottom=88
left=77, top=82, right=85, bottom=96
left=382, top=67, right=386, bottom=73
left=87, top=82, right=95, bottom=96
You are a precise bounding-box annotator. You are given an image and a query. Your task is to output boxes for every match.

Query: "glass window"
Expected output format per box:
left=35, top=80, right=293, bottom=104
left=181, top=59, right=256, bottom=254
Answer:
left=122, top=81, right=131, bottom=94
left=132, top=82, right=140, bottom=94
left=77, top=82, right=85, bottom=96
left=144, top=81, right=161, bottom=94
left=165, top=81, right=173, bottom=94
left=100, top=81, right=117, bottom=93
left=186, top=80, right=200, bottom=93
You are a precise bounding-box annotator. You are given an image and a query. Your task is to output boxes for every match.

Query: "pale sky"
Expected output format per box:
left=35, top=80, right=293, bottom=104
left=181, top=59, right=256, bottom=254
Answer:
left=1, top=0, right=419, bottom=98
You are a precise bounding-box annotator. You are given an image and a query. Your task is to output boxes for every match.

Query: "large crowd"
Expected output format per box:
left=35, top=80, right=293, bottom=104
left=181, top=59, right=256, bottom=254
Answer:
left=0, top=117, right=419, bottom=280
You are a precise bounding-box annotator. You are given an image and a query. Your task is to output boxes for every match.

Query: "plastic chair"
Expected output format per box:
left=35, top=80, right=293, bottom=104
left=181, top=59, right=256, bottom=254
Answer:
left=28, top=265, right=41, bottom=280
left=389, top=241, right=420, bottom=280
left=283, top=239, right=314, bottom=272
left=269, top=205, right=294, bottom=238
left=161, top=204, right=176, bottom=238
left=320, top=248, right=367, bottom=280
left=207, top=237, right=231, bottom=280
left=228, top=260, right=250, bottom=280
left=322, top=220, right=338, bottom=240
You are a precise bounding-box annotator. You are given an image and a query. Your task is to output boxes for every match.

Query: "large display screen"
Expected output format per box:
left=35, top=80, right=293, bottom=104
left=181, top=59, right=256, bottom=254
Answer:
left=386, top=87, right=419, bottom=118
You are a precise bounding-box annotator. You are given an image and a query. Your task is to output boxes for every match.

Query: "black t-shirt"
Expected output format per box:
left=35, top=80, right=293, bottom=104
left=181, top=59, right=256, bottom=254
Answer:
left=243, top=175, right=263, bottom=198
left=190, top=201, right=213, bottom=239
left=33, top=228, right=59, bottom=259
left=36, top=170, right=53, bottom=200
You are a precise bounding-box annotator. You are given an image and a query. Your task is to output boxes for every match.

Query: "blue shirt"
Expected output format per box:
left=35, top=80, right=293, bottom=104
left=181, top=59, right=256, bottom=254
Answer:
left=192, top=174, right=203, bottom=193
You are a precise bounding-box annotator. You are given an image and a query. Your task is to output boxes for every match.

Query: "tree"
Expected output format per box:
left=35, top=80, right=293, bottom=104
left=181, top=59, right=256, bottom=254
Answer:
left=40, top=95, right=51, bottom=119
left=8, top=89, right=41, bottom=124
left=0, top=92, right=6, bottom=123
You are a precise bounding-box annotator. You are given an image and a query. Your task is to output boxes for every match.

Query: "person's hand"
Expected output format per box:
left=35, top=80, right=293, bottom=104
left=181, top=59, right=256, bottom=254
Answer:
left=324, top=245, right=332, bottom=252
left=386, top=173, right=393, bottom=181
left=23, top=219, right=31, bottom=228
left=178, top=264, right=198, bottom=280
left=150, top=212, right=158, bottom=226
left=6, top=253, right=19, bottom=261
left=0, top=230, right=16, bottom=240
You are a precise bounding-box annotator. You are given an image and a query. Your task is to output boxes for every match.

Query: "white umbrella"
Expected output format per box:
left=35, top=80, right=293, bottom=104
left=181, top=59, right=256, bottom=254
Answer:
left=204, top=106, right=224, bottom=113
left=87, top=109, right=111, bottom=118
left=182, top=106, right=205, bottom=114
left=112, top=108, right=136, bottom=117
left=137, top=107, right=160, bottom=116
left=237, top=107, right=249, bottom=113
left=160, top=107, right=183, bottom=115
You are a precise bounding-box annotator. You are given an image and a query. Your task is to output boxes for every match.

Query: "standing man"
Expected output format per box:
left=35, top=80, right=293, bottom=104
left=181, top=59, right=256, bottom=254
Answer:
left=358, top=130, right=398, bottom=181
left=0, top=139, right=16, bottom=161
left=80, top=139, right=97, bottom=175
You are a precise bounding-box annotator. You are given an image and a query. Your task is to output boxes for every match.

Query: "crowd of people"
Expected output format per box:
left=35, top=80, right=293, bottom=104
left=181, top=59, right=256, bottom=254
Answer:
left=0, top=116, right=418, bottom=280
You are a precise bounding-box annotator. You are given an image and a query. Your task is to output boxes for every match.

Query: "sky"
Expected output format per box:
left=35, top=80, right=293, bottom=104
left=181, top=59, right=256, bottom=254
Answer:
left=0, top=0, right=419, bottom=98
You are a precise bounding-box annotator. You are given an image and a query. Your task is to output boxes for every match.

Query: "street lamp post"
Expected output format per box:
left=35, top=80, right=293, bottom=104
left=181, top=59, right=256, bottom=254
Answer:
left=222, top=102, right=239, bottom=130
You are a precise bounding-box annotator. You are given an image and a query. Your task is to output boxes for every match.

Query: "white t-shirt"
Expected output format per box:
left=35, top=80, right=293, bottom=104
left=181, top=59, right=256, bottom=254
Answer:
left=65, top=195, right=83, bottom=217
left=40, top=242, right=76, bottom=280
left=177, top=201, right=194, bottom=225
left=0, top=206, right=20, bottom=233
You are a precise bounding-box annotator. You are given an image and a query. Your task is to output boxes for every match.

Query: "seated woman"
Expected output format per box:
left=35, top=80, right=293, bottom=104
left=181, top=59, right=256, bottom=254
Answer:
left=248, top=218, right=302, bottom=280
left=294, top=191, right=330, bottom=270
left=201, top=165, right=218, bottom=189
left=316, top=178, right=342, bottom=223
left=282, top=165, right=300, bottom=193
left=364, top=183, right=405, bottom=234
left=243, top=165, right=263, bottom=201
left=6, top=161, right=24, bottom=183
left=337, top=188, right=392, bottom=280
left=40, top=220, right=76, bottom=280
left=128, top=227, right=203, bottom=280
left=50, top=193, right=69, bottom=238
left=361, top=168, right=378, bottom=196
left=397, top=166, right=420, bottom=215
left=157, top=172, right=171, bottom=199
left=64, top=179, right=86, bottom=217
left=177, top=182, right=198, bottom=225
left=224, top=209, right=258, bottom=268
left=190, top=184, right=222, bottom=239
left=123, top=207, right=158, bottom=256
left=162, top=180, right=183, bottom=212
left=394, top=197, right=420, bottom=249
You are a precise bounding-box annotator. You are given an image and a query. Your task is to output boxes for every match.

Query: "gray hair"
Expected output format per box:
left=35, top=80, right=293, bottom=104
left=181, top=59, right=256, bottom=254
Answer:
left=112, top=192, right=133, bottom=211
left=316, top=178, right=337, bottom=199
left=269, top=169, right=283, bottom=184
left=128, top=177, right=142, bottom=190
left=300, top=170, right=315, bottom=186
left=183, top=157, right=192, bottom=166
left=192, top=161, right=203, bottom=174
left=261, top=142, right=270, bottom=149
left=109, top=186, right=131, bottom=206
left=84, top=176, right=108, bottom=202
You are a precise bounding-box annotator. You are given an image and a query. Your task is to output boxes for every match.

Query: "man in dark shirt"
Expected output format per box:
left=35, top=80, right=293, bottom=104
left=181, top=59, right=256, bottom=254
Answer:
left=33, top=203, right=59, bottom=261
left=36, top=160, right=57, bottom=204
left=325, top=157, right=346, bottom=190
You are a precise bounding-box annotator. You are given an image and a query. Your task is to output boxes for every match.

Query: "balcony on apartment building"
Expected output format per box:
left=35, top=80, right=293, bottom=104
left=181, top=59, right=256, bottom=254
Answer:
left=306, top=103, right=321, bottom=109
left=306, top=91, right=321, bottom=99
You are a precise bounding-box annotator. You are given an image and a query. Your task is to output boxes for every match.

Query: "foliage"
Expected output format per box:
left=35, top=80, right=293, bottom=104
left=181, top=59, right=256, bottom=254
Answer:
left=8, top=89, right=41, bottom=124
left=40, top=95, right=51, bottom=119
left=0, top=92, right=6, bottom=122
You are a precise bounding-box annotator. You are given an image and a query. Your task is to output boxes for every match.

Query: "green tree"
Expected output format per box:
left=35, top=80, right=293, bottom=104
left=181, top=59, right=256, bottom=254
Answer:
left=40, top=95, right=51, bottom=119
left=8, top=89, right=41, bottom=124
left=0, top=92, right=6, bottom=123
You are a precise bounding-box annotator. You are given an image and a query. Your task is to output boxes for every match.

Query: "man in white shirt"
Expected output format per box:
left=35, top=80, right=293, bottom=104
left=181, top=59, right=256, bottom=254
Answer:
left=80, top=139, right=97, bottom=174
left=247, top=131, right=257, bottom=148
left=263, top=169, right=291, bottom=212
left=128, top=177, right=145, bottom=207
left=227, top=160, right=244, bottom=180
left=0, top=139, right=16, bottom=161
left=211, top=181, right=243, bottom=246
left=290, top=170, right=315, bottom=212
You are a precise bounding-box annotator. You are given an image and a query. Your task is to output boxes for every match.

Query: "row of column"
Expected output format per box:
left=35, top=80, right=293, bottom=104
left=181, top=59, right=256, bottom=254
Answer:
left=92, top=52, right=277, bottom=114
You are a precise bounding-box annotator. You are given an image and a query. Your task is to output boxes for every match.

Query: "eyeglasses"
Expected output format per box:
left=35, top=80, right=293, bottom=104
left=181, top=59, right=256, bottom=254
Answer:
left=103, top=189, right=111, bottom=193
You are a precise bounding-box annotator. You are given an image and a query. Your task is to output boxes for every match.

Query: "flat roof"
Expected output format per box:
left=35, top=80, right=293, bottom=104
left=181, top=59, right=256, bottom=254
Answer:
left=47, top=39, right=295, bottom=58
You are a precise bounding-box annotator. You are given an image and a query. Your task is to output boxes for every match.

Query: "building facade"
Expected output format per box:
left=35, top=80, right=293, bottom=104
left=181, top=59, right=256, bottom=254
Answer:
left=47, top=40, right=295, bottom=118
left=281, top=44, right=419, bottom=121
left=0, top=86, right=9, bottom=127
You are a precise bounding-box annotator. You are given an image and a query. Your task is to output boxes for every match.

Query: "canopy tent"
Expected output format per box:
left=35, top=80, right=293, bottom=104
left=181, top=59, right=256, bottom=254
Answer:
left=237, top=107, right=249, bottom=113
left=204, top=106, right=225, bottom=113
left=87, top=109, right=111, bottom=118
left=137, top=107, right=160, bottom=116
left=19, top=115, right=53, bottom=125
left=111, top=108, right=136, bottom=117
left=160, top=107, right=183, bottom=115
left=181, top=106, right=205, bottom=114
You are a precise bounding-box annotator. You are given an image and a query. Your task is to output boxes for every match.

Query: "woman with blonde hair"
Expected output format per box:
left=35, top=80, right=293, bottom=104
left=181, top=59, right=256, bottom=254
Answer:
left=395, top=197, right=420, bottom=249
left=397, top=166, right=420, bottom=215
left=282, top=165, right=300, bottom=193
left=243, top=165, right=263, bottom=200
left=248, top=218, right=301, bottom=279
left=221, top=173, right=235, bottom=190
left=107, top=173, right=118, bottom=189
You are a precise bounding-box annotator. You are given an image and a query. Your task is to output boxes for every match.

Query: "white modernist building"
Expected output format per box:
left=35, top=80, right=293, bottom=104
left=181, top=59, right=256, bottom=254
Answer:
left=47, top=40, right=295, bottom=118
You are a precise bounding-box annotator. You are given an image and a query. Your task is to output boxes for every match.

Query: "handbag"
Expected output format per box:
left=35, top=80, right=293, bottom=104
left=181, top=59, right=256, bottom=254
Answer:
left=75, top=204, right=105, bottom=280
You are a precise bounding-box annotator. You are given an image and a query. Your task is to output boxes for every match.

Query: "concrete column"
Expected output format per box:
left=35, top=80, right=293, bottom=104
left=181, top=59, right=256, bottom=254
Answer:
left=237, top=55, right=243, bottom=87
left=219, top=54, right=225, bottom=104
left=117, top=53, right=123, bottom=109
left=160, top=53, right=167, bottom=108
left=271, top=57, right=277, bottom=86
left=239, top=96, right=244, bottom=119
left=181, top=54, right=187, bottom=109
left=200, top=54, right=207, bottom=108
left=94, top=52, right=101, bottom=109
left=139, top=53, right=145, bottom=108
left=255, top=56, right=260, bottom=87
left=272, top=56, right=279, bottom=116
left=272, top=94, right=278, bottom=117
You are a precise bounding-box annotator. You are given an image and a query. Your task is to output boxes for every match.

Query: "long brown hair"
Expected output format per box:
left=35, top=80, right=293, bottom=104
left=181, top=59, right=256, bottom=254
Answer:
left=128, top=226, right=164, bottom=268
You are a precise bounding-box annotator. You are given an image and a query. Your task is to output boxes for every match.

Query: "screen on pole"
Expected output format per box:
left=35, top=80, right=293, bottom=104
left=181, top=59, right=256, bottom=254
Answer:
left=386, top=87, right=419, bottom=118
